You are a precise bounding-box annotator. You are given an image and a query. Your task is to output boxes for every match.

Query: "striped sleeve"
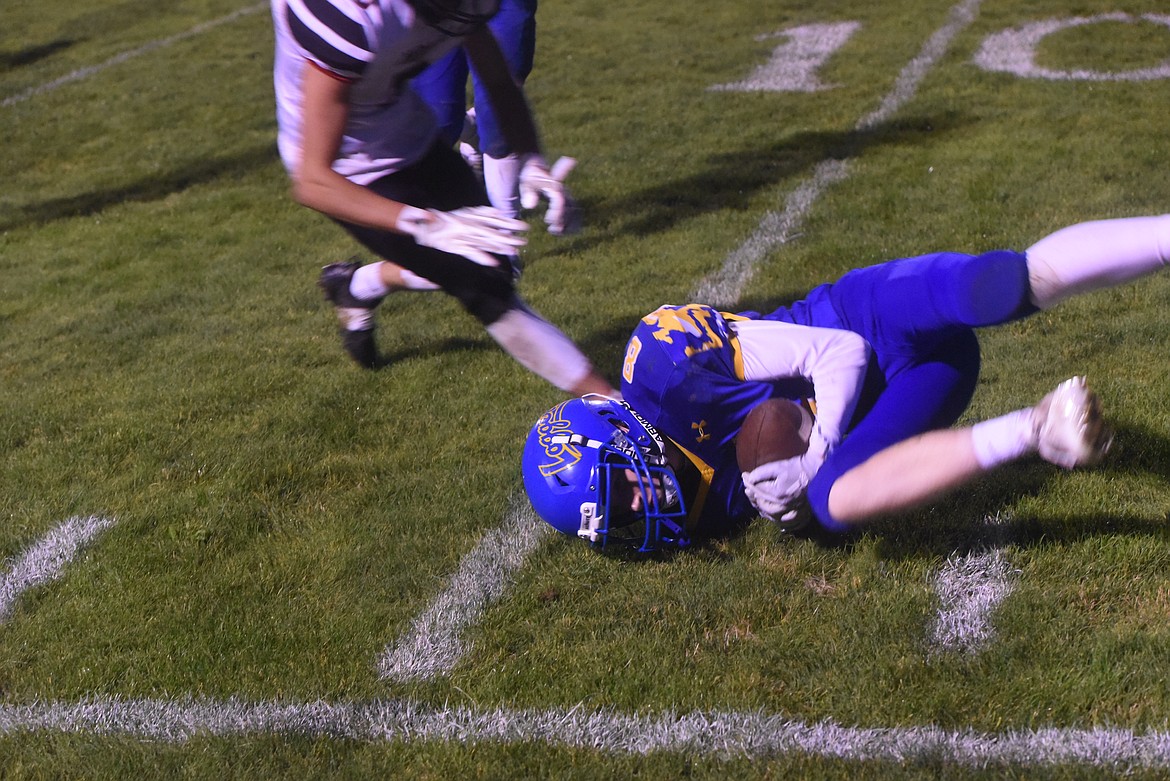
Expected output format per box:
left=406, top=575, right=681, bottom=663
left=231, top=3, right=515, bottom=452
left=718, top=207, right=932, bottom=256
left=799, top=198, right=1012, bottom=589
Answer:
left=284, top=0, right=373, bottom=80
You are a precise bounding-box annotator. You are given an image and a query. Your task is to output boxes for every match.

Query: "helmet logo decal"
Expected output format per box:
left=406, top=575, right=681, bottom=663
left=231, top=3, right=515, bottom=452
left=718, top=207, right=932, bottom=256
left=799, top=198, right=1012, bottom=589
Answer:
left=533, top=402, right=586, bottom=478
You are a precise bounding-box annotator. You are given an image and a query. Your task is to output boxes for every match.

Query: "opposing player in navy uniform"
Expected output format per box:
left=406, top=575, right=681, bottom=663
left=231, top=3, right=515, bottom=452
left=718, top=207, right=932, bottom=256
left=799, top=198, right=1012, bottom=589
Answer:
left=271, top=0, right=608, bottom=395
left=522, top=215, right=1169, bottom=551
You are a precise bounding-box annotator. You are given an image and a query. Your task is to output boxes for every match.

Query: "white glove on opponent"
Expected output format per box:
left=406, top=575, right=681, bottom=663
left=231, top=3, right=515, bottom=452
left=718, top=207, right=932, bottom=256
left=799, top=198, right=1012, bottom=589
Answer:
left=742, top=453, right=820, bottom=531
left=519, top=155, right=581, bottom=235
left=396, top=205, right=528, bottom=267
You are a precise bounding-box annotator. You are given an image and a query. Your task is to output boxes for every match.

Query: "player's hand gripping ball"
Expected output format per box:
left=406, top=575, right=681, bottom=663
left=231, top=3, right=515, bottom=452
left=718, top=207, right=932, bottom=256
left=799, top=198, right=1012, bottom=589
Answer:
left=737, top=398, right=816, bottom=533
left=735, top=398, right=812, bottom=473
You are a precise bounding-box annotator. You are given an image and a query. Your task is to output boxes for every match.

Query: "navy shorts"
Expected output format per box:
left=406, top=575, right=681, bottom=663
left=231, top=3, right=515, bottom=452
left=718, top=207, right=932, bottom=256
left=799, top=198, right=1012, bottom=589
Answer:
left=336, top=142, right=517, bottom=325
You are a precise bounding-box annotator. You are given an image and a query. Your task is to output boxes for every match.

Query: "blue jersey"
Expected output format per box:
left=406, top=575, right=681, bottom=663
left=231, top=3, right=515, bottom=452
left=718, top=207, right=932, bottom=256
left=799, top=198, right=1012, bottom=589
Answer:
left=620, top=249, right=1039, bottom=535
left=620, top=304, right=815, bottom=534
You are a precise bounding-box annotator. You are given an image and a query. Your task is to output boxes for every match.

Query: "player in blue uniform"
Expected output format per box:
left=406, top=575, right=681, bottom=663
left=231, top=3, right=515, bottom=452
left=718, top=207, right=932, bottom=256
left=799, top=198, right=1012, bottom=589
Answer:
left=412, top=0, right=557, bottom=224
left=523, top=214, right=1168, bottom=551
left=615, top=303, right=869, bottom=536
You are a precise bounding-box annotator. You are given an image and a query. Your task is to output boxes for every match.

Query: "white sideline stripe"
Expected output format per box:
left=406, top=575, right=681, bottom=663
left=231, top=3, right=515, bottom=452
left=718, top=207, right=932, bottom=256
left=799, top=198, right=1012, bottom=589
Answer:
left=693, top=0, right=983, bottom=307
left=1, top=4, right=267, bottom=109
left=0, top=515, right=117, bottom=622
left=929, top=549, right=1016, bottom=654
left=378, top=498, right=551, bottom=681
left=4, top=697, right=1170, bottom=769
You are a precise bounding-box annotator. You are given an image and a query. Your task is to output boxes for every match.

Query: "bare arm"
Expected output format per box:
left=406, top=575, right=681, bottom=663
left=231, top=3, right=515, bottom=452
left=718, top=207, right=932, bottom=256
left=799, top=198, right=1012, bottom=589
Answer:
left=827, top=428, right=983, bottom=524
left=290, top=63, right=408, bottom=232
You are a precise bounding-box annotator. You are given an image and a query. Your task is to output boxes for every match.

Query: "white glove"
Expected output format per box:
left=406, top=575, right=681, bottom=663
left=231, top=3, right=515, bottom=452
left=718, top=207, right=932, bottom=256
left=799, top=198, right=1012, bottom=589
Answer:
left=519, top=155, right=581, bottom=235
left=742, top=456, right=814, bottom=530
left=396, top=205, right=528, bottom=267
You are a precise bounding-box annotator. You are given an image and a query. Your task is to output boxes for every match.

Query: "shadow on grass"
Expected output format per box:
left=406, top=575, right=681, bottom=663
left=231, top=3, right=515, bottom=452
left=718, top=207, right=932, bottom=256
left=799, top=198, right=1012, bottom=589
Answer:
left=0, top=39, right=79, bottom=69
left=540, top=111, right=971, bottom=258
left=0, top=142, right=279, bottom=232
left=371, top=336, right=492, bottom=369
left=4, top=106, right=963, bottom=250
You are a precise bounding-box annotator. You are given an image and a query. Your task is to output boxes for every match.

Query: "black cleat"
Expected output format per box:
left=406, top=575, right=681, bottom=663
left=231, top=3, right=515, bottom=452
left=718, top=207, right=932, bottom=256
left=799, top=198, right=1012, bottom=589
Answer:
left=338, top=328, right=378, bottom=370
left=318, top=260, right=384, bottom=369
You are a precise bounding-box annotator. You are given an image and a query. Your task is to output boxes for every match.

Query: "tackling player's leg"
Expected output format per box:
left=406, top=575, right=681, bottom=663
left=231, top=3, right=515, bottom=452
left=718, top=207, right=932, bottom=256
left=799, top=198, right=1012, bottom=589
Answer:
left=318, top=259, right=438, bottom=370
left=319, top=144, right=614, bottom=396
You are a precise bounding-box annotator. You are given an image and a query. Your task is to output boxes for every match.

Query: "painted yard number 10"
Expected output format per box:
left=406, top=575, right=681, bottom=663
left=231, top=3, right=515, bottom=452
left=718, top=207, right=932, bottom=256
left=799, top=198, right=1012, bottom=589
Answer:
left=710, top=13, right=1170, bottom=93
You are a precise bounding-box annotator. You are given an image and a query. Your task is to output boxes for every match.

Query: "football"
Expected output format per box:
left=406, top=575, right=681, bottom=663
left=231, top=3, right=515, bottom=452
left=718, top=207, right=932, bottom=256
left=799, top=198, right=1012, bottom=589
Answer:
left=735, top=398, right=813, bottom=473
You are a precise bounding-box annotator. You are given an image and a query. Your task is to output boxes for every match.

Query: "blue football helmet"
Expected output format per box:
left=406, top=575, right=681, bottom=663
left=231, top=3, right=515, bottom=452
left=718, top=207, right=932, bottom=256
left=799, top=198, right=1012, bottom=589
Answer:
left=522, top=395, right=690, bottom=553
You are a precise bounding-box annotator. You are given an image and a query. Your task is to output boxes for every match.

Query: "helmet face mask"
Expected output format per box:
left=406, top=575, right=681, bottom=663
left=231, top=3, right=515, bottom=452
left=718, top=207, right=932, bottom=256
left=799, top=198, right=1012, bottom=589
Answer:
left=408, top=0, right=500, bottom=36
left=523, top=396, right=691, bottom=553
left=580, top=454, right=686, bottom=551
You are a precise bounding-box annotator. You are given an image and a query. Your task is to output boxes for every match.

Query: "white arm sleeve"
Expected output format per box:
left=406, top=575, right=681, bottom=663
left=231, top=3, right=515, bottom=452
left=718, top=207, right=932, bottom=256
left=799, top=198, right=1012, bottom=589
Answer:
left=730, top=319, right=871, bottom=459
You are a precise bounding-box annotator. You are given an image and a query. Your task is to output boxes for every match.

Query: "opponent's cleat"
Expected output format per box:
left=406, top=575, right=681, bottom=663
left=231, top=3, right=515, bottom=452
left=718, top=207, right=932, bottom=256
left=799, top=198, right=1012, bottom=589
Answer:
left=338, top=328, right=378, bottom=370
left=318, top=260, right=384, bottom=369
left=1036, top=376, right=1113, bottom=469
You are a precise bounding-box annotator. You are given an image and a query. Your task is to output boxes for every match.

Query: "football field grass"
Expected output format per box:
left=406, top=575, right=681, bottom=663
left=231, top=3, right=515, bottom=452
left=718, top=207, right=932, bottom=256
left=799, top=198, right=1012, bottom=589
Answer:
left=3, top=0, right=1170, bottom=777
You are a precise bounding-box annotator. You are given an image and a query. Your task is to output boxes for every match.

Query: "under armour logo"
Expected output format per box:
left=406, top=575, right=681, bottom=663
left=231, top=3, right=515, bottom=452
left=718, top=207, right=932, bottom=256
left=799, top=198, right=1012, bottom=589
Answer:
left=692, top=420, right=711, bottom=443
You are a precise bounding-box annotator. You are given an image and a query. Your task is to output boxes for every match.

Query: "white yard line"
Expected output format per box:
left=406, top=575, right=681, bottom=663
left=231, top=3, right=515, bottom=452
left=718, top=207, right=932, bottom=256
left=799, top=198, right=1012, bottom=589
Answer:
left=695, top=158, right=851, bottom=308
left=692, top=0, right=983, bottom=306
left=0, top=515, right=116, bottom=622
left=377, top=497, right=550, bottom=682
left=3, top=696, right=1170, bottom=770
left=1, top=4, right=267, bottom=109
